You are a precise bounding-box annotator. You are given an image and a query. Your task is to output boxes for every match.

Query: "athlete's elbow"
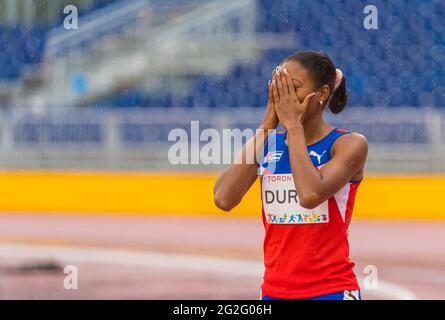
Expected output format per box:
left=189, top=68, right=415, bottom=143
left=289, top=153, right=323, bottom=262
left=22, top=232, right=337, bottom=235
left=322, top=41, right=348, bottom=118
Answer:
left=214, top=191, right=237, bottom=212
left=214, top=197, right=233, bottom=212
left=298, top=193, right=320, bottom=210
left=299, top=200, right=318, bottom=210
left=214, top=198, right=237, bottom=212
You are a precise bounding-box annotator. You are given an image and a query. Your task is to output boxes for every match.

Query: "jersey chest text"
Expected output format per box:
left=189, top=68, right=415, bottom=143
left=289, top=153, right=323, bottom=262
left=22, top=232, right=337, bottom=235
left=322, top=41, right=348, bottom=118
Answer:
left=261, top=173, right=329, bottom=225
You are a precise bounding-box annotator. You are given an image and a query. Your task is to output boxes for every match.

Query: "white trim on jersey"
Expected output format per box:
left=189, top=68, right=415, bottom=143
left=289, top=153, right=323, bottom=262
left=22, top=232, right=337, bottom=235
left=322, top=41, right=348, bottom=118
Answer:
left=334, top=182, right=352, bottom=223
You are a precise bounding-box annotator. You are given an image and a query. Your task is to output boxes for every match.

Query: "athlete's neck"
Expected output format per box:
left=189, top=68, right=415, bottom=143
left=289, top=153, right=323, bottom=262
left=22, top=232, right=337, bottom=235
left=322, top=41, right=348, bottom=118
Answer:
left=301, top=113, right=333, bottom=146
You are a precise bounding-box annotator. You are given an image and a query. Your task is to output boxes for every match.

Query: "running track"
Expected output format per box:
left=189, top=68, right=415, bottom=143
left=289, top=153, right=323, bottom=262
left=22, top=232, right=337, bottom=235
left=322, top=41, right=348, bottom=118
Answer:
left=0, top=214, right=443, bottom=300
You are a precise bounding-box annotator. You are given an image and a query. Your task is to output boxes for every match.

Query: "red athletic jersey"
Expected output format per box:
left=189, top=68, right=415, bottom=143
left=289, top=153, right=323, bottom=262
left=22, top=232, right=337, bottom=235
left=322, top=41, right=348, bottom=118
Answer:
left=259, top=128, right=360, bottom=299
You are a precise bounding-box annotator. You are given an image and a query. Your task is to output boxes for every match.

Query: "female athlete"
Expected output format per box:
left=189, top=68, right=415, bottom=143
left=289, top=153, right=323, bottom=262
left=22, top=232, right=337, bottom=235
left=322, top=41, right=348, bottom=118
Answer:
left=214, top=51, right=368, bottom=300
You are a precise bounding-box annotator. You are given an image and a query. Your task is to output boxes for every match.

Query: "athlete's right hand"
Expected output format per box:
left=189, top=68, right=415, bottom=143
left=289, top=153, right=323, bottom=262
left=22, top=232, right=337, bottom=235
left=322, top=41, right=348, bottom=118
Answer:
left=260, top=70, right=279, bottom=129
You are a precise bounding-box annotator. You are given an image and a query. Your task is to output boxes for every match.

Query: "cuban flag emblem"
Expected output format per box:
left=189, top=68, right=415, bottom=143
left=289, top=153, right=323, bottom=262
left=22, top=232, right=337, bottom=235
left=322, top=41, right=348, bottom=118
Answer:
left=264, top=151, right=283, bottom=163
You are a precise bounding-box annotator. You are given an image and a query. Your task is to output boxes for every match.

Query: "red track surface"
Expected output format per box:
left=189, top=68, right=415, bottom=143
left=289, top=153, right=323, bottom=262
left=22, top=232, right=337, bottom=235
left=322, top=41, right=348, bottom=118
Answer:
left=0, top=214, right=443, bottom=299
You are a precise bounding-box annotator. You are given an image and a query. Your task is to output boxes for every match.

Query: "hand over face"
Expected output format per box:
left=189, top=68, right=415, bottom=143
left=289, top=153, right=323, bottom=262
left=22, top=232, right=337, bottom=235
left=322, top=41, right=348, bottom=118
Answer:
left=270, top=66, right=316, bottom=130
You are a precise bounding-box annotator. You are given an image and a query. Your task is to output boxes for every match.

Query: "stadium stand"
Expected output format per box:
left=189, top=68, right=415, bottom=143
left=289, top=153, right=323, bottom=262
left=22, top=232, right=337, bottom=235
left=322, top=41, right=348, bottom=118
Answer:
left=0, top=0, right=444, bottom=107
left=78, top=0, right=445, bottom=108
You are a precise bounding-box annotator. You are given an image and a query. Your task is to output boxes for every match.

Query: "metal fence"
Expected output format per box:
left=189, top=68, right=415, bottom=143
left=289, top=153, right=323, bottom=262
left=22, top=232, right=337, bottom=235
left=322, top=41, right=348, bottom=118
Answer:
left=0, top=107, right=443, bottom=172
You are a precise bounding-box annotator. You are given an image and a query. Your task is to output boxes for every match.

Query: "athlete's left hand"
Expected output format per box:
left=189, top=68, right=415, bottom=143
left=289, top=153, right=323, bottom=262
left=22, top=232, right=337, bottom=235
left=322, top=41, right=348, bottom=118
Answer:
left=271, top=67, right=316, bottom=130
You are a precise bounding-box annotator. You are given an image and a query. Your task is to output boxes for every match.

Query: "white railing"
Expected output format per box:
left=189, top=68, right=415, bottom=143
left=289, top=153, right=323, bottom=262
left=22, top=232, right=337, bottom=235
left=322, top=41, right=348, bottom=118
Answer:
left=39, top=0, right=263, bottom=108
left=0, top=107, right=443, bottom=172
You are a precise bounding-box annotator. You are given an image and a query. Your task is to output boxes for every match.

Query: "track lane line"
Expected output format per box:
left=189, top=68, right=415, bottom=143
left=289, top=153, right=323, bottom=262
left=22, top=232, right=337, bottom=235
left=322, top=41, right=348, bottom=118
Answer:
left=0, top=243, right=417, bottom=300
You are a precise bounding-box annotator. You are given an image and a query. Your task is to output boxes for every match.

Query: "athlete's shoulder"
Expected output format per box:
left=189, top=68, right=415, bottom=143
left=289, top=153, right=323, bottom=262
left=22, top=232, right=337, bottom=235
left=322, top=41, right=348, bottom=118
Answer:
left=340, top=130, right=367, bottom=143
left=332, top=130, right=368, bottom=157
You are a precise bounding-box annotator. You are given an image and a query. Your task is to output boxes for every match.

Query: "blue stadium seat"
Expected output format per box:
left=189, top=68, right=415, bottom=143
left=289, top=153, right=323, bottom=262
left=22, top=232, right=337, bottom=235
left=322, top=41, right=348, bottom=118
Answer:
left=1, top=0, right=444, bottom=107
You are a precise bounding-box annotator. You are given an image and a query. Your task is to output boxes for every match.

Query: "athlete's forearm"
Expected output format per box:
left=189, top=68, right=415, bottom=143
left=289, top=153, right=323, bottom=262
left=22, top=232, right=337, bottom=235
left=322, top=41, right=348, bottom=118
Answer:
left=213, top=163, right=257, bottom=212
left=214, top=127, right=271, bottom=211
left=287, top=123, right=324, bottom=209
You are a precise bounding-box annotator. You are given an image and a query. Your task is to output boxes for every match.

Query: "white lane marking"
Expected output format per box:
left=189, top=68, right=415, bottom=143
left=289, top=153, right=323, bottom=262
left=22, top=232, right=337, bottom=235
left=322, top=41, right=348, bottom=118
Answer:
left=368, top=280, right=417, bottom=300
left=0, top=243, right=263, bottom=276
left=0, top=243, right=416, bottom=300
left=383, top=266, right=445, bottom=285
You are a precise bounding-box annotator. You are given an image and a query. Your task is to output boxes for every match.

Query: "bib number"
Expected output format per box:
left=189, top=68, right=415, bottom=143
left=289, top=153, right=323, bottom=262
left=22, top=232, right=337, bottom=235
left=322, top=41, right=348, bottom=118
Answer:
left=261, top=174, right=329, bottom=224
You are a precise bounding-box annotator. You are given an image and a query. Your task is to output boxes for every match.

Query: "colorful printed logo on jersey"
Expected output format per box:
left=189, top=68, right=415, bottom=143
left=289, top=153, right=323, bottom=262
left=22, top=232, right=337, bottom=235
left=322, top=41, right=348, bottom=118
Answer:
left=264, top=151, right=283, bottom=163
left=309, top=150, right=326, bottom=164
left=265, top=212, right=329, bottom=224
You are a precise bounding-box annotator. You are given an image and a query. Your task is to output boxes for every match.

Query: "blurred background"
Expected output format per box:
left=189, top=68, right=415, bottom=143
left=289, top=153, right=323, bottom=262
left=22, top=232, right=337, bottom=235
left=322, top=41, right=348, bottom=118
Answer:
left=0, top=0, right=443, bottom=300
